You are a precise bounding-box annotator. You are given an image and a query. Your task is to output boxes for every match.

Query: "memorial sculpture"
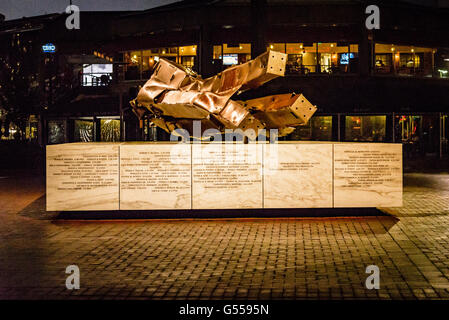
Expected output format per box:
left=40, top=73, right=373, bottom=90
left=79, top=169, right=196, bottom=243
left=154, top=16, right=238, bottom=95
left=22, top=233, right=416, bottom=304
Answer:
left=46, top=52, right=403, bottom=212
left=130, top=51, right=317, bottom=138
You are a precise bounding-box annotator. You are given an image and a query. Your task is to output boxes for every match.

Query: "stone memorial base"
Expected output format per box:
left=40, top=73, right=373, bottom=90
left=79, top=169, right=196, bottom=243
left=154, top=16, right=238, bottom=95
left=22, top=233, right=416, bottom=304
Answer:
left=46, top=142, right=402, bottom=211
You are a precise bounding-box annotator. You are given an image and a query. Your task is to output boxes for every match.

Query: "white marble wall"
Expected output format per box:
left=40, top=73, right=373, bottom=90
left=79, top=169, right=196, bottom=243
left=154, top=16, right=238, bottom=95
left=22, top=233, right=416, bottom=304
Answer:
left=333, top=143, right=403, bottom=207
left=264, top=144, right=333, bottom=208
left=46, top=142, right=403, bottom=211
left=192, top=143, right=263, bottom=209
left=120, top=144, right=191, bottom=210
left=46, top=143, right=119, bottom=211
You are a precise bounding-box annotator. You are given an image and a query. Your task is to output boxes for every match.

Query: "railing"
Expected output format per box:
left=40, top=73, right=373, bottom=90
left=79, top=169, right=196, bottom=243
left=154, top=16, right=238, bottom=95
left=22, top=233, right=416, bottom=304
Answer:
left=286, top=63, right=359, bottom=75
left=81, top=74, right=112, bottom=86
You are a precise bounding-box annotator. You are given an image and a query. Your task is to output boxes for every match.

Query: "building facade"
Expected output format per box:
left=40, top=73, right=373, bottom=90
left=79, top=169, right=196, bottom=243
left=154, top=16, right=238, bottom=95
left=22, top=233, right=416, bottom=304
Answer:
left=0, top=0, right=448, bottom=157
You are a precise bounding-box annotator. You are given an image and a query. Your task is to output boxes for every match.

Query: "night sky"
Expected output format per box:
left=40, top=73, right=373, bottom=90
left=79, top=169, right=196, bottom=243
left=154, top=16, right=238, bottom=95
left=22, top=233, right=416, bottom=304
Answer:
left=0, top=0, right=179, bottom=20
left=2, top=0, right=449, bottom=20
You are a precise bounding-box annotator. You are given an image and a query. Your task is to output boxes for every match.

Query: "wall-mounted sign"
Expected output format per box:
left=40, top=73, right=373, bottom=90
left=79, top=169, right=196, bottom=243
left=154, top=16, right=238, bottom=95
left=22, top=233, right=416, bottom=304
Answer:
left=42, top=43, right=56, bottom=53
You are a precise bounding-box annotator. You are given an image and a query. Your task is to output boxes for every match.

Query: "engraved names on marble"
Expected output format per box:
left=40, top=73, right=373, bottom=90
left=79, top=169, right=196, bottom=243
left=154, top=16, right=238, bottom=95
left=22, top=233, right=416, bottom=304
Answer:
left=192, top=143, right=263, bottom=209
left=264, top=144, right=333, bottom=208
left=46, top=143, right=119, bottom=211
left=120, top=144, right=191, bottom=209
left=333, top=143, right=402, bottom=207
left=46, top=142, right=403, bottom=211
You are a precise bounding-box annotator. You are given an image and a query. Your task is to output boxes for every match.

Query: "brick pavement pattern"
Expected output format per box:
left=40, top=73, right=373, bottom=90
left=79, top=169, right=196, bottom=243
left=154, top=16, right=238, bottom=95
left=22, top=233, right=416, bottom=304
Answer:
left=1, top=172, right=449, bottom=300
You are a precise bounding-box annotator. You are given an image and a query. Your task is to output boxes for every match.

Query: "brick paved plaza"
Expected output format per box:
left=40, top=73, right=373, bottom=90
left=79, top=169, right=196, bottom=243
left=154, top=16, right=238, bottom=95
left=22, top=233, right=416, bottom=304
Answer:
left=1, top=170, right=449, bottom=300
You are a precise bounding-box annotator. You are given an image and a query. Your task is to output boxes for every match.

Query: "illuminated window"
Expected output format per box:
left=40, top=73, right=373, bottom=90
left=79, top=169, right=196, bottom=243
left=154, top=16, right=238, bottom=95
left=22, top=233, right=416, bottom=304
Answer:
left=375, top=43, right=435, bottom=76
left=220, top=43, right=251, bottom=66
left=213, top=45, right=222, bottom=60
left=284, top=43, right=358, bottom=75
left=26, top=115, right=38, bottom=141
left=345, top=116, right=386, bottom=142
left=74, top=120, right=94, bottom=142
left=287, top=43, right=316, bottom=74
left=375, top=54, right=393, bottom=73
left=399, top=53, right=421, bottom=68
left=179, top=45, right=197, bottom=69
left=47, top=120, right=65, bottom=144
left=100, top=119, right=120, bottom=142
left=82, top=64, right=112, bottom=86
left=123, top=45, right=197, bottom=80
left=266, top=43, right=285, bottom=53
left=288, top=116, right=333, bottom=141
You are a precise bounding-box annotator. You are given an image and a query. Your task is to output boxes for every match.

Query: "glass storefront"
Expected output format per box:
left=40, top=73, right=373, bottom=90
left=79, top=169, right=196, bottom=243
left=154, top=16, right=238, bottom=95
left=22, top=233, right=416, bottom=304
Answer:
left=25, top=115, right=38, bottom=141
left=74, top=120, right=94, bottom=142
left=213, top=43, right=251, bottom=68
left=100, top=119, right=120, bottom=142
left=122, top=45, right=197, bottom=80
left=394, top=114, right=440, bottom=156
left=133, top=113, right=446, bottom=157
left=82, top=64, right=113, bottom=86
left=287, top=116, right=333, bottom=141
left=345, top=115, right=386, bottom=142
left=47, top=120, right=65, bottom=144
left=268, top=42, right=359, bottom=75
left=374, top=43, right=436, bottom=76
left=143, top=118, right=158, bottom=141
left=47, top=118, right=122, bottom=143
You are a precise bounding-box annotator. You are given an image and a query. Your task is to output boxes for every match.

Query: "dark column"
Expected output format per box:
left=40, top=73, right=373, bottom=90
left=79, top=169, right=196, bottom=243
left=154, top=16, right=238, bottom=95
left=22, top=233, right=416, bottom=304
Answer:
left=94, top=116, right=101, bottom=142
left=38, top=113, right=45, bottom=146
left=385, top=113, right=393, bottom=142
left=332, top=115, right=339, bottom=141
left=124, top=111, right=139, bottom=142
left=199, top=24, right=214, bottom=77
left=251, top=0, right=267, bottom=59
left=66, top=119, right=74, bottom=142
left=339, top=113, right=346, bottom=141
left=359, top=3, right=373, bottom=76
left=119, top=91, right=124, bottom=141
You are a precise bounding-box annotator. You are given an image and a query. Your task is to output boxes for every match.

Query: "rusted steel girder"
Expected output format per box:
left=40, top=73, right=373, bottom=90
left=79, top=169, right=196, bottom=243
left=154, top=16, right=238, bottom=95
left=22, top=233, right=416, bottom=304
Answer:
left=130, top=50, right=317, bottom=138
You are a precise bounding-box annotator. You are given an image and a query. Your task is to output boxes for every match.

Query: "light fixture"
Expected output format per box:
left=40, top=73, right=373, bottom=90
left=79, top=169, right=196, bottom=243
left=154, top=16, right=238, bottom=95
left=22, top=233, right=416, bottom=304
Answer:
left=438, top=69, right=448, bottom=78
left=330, top=44, right=334, bottom=47
left=391, top=47, right=395, bottom=52
left=270, top=45, right=274, bottom=49
left=411, top=48, right=414, bottom=53
left=239, top=45, right=243, bottom=50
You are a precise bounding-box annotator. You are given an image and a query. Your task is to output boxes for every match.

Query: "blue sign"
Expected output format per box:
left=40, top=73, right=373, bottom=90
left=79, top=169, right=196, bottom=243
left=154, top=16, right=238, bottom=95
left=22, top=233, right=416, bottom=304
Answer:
left=340, top=53, right=354, bottom=65
left=42, top=43, right=56, bottom=53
